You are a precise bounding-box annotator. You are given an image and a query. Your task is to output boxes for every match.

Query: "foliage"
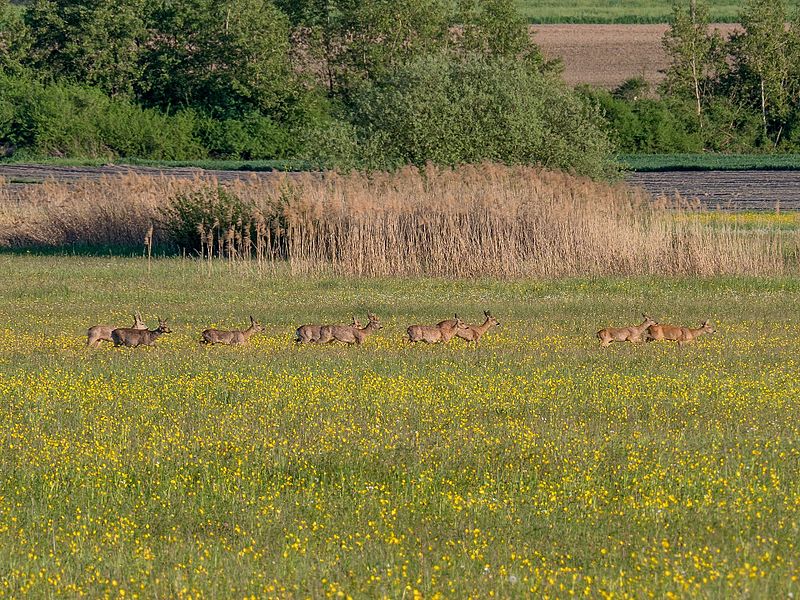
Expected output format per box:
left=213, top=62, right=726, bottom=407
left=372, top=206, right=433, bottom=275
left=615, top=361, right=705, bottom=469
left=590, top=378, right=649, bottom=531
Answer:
left=580, top=86, right=703, bottom=154
left=24, top=0, right=145, bottom=98
left=139, top=0, right=299, bottom=120
left=160, top=186, right=254, bottom=254
left=0, top=0, right=28, bottom=74
left=660, top=0, right=727, bottom=127
left=337, top=54, right=616, bottom=177
left=727, top=0, right=800, bottom=146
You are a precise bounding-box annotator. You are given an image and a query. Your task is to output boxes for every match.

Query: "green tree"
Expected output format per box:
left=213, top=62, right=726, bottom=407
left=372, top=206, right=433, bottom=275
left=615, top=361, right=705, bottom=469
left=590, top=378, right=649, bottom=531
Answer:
left=326, top=54, right=615, bottom=177
left=140, top=0, right=298, bottom=119
left=661, top=0, right=725, bottom=128
left=729, top=0, right=795, bottom=145
left=0, top=0, right=29, bottom=75
left=24, top=0, right=145, bottom=97
left=456, top=0, right=556, bottom=71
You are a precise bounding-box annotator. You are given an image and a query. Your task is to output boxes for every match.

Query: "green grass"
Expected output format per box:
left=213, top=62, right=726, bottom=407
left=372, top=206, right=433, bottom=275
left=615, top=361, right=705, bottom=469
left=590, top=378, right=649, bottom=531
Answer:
left=0, top=255, right=799, bottom=597
left=621, top=153, right=800, bottom=171
left=517, top=0, right=777, bottom=23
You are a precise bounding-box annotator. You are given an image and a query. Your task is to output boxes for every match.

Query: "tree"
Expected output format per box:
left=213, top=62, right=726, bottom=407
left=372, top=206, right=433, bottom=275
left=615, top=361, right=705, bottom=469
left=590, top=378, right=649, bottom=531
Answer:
left=140, top=0, right=298, bottom=119
left=729, top=0, right=795, bottom=145
left=456, top=0, right=557, bottom=72
left=336, top=54, right=616, bottom=177
left=661, top=0, right=725, bottom=128
left=24, top=0, right=145, bottom=97
left=0, top=0, right=29, bottom=75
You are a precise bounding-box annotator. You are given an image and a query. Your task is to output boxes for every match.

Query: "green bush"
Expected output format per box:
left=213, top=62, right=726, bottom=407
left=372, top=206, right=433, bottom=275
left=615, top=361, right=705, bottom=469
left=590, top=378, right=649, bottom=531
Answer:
left=0, top=73, right=207, bottom=159
left=333, top=54, right=617, bottom=178
left=581, top=87, right=703, bottom=153
left=160, top=186, right=253, bottom=254
left=195, top=112, right=295, bottom=160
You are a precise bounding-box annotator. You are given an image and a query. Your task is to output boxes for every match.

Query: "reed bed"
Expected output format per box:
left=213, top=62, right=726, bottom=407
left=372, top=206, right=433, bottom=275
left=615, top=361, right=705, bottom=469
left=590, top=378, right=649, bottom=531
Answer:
left=0, top=164, right=796, bottom=276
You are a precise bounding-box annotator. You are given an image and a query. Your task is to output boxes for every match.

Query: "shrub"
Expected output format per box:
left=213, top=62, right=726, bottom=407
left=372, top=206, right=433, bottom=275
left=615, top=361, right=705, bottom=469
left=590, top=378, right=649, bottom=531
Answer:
left=0, top=72, right=205, bottom=159
left=160, top=186, right=254, bottom=254
left=334, top=54, right=618, bottom=178
left=195, top=112, right=295, bottom=160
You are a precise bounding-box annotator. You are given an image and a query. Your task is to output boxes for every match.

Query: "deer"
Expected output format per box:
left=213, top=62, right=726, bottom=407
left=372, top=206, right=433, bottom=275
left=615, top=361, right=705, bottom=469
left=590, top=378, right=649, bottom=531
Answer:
left=596, top=313, right=657, bottom=348
left=295, top=316, right=361, bottom=343
left=646, top=319, right=716, bottom=347
left=456, top=310, right=501, bottom=344
left=112, top=318, right=173, bottom=347
left=317, top=313, right=382, bottom=345
left=407, top=315, right=468, bottom=344
left=201, top=316, right=264, bottom=346
left=87, top=311, right=147, bottom=347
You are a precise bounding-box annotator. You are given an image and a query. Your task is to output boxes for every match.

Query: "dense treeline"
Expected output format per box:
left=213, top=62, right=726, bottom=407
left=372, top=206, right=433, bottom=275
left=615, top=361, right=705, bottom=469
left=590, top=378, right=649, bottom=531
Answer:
left=584, top=0, right=800, bottom=154
left=0, top=0, right=615, bottom=177
left=3, top=0, right=800, bottom=171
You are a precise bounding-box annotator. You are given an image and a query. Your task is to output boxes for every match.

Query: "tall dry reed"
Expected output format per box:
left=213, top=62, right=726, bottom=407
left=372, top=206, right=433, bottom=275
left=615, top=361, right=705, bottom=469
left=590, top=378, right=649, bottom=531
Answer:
left=0, top=164, right=796, bottom=277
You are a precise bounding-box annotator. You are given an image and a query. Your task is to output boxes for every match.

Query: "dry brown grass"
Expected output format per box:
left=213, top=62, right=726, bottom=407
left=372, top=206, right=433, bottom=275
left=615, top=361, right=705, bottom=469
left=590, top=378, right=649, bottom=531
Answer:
left=0, top=164, right=796, bottom=277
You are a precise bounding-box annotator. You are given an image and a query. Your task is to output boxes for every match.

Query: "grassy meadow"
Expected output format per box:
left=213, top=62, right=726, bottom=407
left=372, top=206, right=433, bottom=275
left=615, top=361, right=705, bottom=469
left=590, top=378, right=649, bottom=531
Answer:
left=0, top=254, right=799, bottom=597
left=516, top=0, right=753, bottom=23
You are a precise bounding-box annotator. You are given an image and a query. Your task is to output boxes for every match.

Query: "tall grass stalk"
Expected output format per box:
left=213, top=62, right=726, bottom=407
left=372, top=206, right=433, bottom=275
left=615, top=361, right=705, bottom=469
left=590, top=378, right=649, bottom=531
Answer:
left=0, top=164, right=796, bottom=277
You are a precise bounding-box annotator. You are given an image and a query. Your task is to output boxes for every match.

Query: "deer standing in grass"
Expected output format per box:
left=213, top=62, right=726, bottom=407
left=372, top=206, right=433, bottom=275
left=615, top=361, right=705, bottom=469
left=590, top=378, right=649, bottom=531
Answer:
left=87, top=311, right=146, bottom=347
left=597, top=314, right=657, bottom=348
left=295, top=316, right=361, bottom=343
left=112, top=318, right=172, bottom=347
left=646, top=320, right=716, bottom=347
left=201, top=316, right=263, bottom=345
left=407, top=315, right=468, bottom=344
left=317, top=313, right=382, bottom=345
left=457, top=311, right=501, bottom=344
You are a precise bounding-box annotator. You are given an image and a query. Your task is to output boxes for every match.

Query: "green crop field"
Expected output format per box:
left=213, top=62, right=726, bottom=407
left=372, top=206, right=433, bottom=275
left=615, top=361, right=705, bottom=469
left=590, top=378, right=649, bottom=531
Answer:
left=0, top=254, right=798, bottom=597
left=516, top=0, right=792, bottom=23
left=621, top=153, right=800, bottom=172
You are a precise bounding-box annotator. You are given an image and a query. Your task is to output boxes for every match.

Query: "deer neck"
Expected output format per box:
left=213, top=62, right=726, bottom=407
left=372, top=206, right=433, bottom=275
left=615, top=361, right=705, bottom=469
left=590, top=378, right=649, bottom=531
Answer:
left=634, top=320, right=651, bottom=335
left=242, top=325, right=257, bottom=339
left=475, top=318, right=493, bottom=335
left=363, top=321, right=379, bottom=335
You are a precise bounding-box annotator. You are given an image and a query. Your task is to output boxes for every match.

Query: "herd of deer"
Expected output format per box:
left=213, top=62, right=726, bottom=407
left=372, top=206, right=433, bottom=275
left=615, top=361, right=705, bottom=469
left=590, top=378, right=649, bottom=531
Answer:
left=85, top=311, right=714, bottom=349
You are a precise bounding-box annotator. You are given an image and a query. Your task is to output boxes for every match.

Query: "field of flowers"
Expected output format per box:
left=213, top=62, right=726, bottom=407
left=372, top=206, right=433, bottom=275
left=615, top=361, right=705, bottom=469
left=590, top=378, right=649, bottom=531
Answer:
left=0, top=255, right=798, bottom=598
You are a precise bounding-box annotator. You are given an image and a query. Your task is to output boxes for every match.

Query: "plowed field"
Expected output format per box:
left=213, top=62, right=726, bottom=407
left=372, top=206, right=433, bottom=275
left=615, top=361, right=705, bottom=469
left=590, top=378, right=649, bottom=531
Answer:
left=533, top=24, right=740, bottom=89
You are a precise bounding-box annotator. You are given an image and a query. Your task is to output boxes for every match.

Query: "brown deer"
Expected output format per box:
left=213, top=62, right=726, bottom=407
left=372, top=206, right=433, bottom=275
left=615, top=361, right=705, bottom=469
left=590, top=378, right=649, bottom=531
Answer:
left=457, top=311, right=501, bottom=344
left=201, top=316, right=264, bottom=345
left=407, top=315, right=468, bottom=344
left=112, top=318, right=173, bottom=347
left=87, top=311, right=146, bottom=347
left=597, top=314, right=657, bottom=348
left=317, top=313, right=382, bottom=345
left=646, top=319, right=716, bottom=347
left=296, top=316, right=361, bottom=343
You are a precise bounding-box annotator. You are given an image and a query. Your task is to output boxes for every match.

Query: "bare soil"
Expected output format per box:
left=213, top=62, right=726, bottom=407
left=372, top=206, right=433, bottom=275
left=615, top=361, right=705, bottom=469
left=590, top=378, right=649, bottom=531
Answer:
left=533, top=24, right=740, bottom=89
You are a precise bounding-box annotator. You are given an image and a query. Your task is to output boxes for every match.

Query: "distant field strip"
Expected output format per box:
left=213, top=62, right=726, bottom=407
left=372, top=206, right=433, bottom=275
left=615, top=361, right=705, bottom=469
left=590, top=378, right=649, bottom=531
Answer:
left=517, top=0, right=783, bottom=23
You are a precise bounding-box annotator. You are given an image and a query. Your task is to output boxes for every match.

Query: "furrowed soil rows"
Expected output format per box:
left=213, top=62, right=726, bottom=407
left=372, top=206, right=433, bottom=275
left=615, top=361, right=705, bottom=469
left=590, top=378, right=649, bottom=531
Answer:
left=533, top=24, right=739, bottom=89
left=628, top=171, right=800, bottom=211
